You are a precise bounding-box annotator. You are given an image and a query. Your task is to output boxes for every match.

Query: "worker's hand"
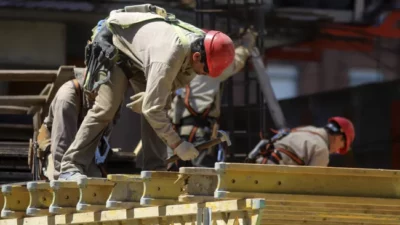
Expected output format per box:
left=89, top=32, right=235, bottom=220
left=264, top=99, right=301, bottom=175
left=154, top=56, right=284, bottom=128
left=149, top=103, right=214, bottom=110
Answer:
left=174, top=141, right=199, bottom=161
left=126, top=92, right=145, bottom=113
left=240, top=27, right=258, bottom=51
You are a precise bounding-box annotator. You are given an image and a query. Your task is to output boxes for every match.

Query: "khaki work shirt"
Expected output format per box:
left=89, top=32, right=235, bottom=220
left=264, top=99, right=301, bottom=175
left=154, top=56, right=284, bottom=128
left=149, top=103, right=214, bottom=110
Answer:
left=274, top=126, right=330, bottom=166
left=107, top=12, right=202, bottom=147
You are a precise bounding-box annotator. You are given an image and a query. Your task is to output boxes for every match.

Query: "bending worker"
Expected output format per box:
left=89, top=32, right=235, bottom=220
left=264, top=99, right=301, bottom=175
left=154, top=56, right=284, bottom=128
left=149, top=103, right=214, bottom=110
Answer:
left=247, top=117, right=355, bottom=166
left=166, top=29, right=257, bottom=170
left=36, top=67, right=118, bottom=180
left=58, top=4, right=235, bottom=180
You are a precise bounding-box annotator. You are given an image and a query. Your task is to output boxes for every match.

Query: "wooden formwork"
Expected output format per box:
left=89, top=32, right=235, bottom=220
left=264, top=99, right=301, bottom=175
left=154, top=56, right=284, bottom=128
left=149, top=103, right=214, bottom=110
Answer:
left=0, top=170, right=265, bottom=225
left=214, top=163, right=400, bottom=225
left=2, top=164, right=400, bottom=224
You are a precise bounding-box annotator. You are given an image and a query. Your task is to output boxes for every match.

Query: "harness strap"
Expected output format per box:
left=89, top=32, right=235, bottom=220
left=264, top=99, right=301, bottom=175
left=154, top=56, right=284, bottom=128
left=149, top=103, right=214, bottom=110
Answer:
left=260, top=128, right=326, bottom=166
left=183, top=85, right=212, bottom=143
left=275, top=148, right=306, bottom=165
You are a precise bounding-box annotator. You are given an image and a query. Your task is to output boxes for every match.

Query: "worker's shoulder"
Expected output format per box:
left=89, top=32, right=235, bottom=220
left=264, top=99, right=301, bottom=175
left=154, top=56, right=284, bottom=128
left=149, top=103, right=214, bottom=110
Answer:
left=281, top=127, right=327, bottom=147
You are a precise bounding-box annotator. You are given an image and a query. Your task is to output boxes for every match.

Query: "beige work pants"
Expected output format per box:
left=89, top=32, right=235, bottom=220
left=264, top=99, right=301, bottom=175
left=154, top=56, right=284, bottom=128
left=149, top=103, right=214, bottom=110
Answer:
left=60, top=65, right=167, bottom=175
left=44, top=81, right=101, bottom=180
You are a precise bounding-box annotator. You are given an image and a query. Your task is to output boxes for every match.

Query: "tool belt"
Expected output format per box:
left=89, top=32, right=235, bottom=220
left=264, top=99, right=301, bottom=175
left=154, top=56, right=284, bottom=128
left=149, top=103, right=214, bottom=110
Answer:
left=83, top=24, right=135, bottom=103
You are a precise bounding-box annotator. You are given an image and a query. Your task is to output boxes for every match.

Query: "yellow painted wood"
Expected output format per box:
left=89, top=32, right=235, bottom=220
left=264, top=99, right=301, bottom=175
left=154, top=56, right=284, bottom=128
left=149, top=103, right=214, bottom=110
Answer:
left=140, top=171, right=183, bottom=206
left=49, top=181, right=79, bottom=215
left=215, top=163, right=400, bottom=199
left=26, top=182, right=53, bottom=216
left=259, top=213, right=400, bottom=224
left=106, top=174, right=143, bottom=209
left=178, top=167, right=218, bottom=203
left=1, top=183, right=29, bottom=219
left=0, top=198, right=264, bottom=225
left=0, top=192, right=4, bottom=213
left=76, top=177, right=115, bottom=212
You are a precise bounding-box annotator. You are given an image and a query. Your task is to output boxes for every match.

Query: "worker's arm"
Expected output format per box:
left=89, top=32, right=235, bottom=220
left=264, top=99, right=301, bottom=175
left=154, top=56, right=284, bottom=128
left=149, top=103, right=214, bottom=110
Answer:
left=215, top=30, right=256, bottom=82
left=141, top=43, right=188, bottom=149
left=215, top=46, right=250, bottom=82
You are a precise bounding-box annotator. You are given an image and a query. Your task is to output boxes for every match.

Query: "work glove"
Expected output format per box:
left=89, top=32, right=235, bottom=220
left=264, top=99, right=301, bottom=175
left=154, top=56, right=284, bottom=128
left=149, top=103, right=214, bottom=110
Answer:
left=240, top=27, right=258, bottom=51
left=174, top=141, right=199, bottom=161
left=126, top=92, right=145, bottom=114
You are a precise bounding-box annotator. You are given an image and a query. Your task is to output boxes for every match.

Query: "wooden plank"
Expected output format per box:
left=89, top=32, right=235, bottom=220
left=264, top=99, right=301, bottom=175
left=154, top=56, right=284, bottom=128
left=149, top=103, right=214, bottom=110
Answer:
left=1, top=183, right=29, bottom=218
left=140, top=171, right=183, bottom=206
left=0, top=191, right=4, bottom=212
left=214, top=163, right=400, bottom=199
left=0, top=198, right=265, bottom=225
left=0, top=96, right=46, bottom=107
left=26, top=182, right=53, bottom=216
left=106, top=174, right=143, bottom=210
left=76, top=177, right=115, bottom=212
left=0, top=70, right=57, bottom=82
left=28, top=83, right=53, bottom=115
left=178, top=167, right=218, bottom=203
left=0, top=106, right=29, bottom=115
left=49, top=181, right=79, bottom=215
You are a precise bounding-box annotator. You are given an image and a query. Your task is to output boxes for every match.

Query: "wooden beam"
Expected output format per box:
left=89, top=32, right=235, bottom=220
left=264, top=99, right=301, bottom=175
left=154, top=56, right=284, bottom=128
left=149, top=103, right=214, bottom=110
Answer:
left=1, top=183, right=29, bottom=218
left=214, top=163, right=400, bottom=199
left=178, top=167, right=218, bottom=203
left=76, top=177, right=115, bottom=212
left=106, top=174, right=143, bottom=210
left=140, top=171, right=183, bottom=206
left=0, top=198, right=265, bottom=225
left=49, top=181, right=80, bottom=214
left=26, top=182, right=53, bottom=216
left=0, top=96, right=46, bottom=107
left=0, top=70, right=57, bottom=82
left=0, top=106, right=29, bottom=115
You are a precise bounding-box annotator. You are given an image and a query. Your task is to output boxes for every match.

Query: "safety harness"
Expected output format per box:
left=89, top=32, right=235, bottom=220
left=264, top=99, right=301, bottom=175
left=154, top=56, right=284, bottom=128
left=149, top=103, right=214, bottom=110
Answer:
left=181, top=85, right=215, bottom=142
left=256, top=128, right=326, bottom=166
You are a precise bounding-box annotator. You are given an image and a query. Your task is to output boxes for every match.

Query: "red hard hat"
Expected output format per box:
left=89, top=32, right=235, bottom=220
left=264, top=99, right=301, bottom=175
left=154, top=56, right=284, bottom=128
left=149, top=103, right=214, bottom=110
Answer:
left=328, top=117, right=355, bottom=155
left=204, top=30, right=235, bottom=78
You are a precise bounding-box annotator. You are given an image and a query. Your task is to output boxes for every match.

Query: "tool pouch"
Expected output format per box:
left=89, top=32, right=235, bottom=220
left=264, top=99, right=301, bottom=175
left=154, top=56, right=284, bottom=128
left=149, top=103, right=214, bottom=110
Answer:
left=37, top=124, right=51, bottom=157
left=83, top=24, right=118, bottom=95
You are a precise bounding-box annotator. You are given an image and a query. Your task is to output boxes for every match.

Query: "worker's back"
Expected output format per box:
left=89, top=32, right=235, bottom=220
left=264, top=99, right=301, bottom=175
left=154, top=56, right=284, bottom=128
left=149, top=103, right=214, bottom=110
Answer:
left=274, top=126, right=330, bottom=166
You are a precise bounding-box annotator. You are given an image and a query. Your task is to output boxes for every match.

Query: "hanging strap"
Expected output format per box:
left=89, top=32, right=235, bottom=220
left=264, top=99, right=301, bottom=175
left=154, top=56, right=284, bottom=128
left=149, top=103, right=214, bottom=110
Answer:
left=183, top=85, right=212, bottom=143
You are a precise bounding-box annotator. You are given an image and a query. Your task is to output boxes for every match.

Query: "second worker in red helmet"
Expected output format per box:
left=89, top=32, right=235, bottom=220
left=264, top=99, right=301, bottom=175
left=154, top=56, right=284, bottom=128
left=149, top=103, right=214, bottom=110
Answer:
left=249, top=117, right=355, bottom=166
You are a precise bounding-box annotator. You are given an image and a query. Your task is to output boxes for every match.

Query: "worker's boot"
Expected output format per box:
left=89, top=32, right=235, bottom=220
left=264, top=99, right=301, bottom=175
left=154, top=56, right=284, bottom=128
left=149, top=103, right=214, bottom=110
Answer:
left=58, top=171, right=87, bottom=181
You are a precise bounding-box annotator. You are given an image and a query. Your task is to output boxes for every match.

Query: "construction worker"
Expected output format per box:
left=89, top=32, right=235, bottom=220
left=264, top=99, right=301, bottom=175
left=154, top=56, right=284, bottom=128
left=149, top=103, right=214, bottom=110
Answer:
left=247, top=117, right=355, bottom=166
left=166, top=29, right=257, bottom=170
left=58, top=4, right=235, bottom=180
left=36, top=67, right=118, bottom=181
